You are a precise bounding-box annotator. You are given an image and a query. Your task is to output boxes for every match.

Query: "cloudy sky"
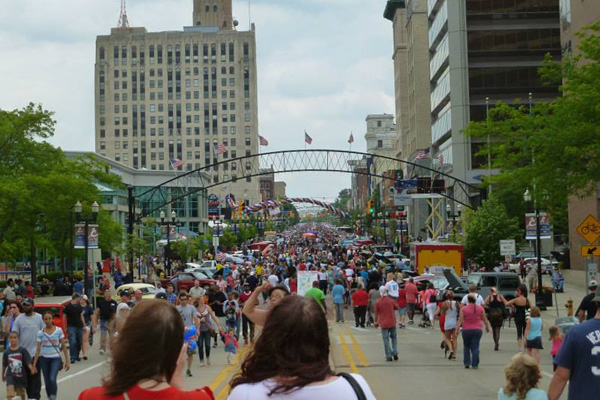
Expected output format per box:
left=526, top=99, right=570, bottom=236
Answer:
left=0, top=0, right=395, bottom=201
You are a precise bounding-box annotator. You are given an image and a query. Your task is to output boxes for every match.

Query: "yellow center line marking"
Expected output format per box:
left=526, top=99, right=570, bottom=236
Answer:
left=208, top=345, right=250, bottom=392
left=342, top=324, right=370, bottom=367
left=216, top=384, right=231, bottom=400
left=339, top=332, right=359, bottom=374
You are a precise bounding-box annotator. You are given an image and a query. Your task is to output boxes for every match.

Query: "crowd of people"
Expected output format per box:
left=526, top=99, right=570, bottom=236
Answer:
left=2, top=226, right=600, bottom=399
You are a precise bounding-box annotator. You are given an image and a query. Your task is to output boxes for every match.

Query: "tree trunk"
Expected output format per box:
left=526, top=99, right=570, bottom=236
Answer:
left=30, top=238, right=37, bottom=286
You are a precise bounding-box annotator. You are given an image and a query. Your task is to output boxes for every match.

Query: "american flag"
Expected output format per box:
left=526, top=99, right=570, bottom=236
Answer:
left=348, top=133, right=354, bottom=144
left=216, top=251, right=227, bottom=262
left=214, top=143, right=226, bottom=155
left=415, top=148, right=430, bottom=160
left=259, top=135, right=269, bottom=146
left=169, top=158, right=184, bottom=169
left=304, top=131, right=312, bottom=145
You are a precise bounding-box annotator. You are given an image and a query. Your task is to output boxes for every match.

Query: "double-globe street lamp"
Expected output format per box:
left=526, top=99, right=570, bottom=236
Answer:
left=160, top=210, right=177, bottom=276
left=523, top=189, right=545, bottom=310
left=74, top=201, right=99, bottom=297
left=446, top=204, right=462, bottom=235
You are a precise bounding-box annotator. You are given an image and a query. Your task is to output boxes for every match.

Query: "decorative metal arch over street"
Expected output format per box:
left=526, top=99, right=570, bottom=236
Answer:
left=130, top=149, right=485, bottom=224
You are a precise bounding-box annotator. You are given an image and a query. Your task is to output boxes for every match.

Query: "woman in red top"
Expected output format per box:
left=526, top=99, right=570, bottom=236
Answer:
left=351, top=285, right=369, bottom=328
left=78, top=300, right=214, bottom=400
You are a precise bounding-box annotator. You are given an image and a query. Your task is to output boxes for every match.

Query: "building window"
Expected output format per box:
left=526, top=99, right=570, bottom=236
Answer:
left=377, top=121, right=382, bottom=127
left=377, top=140, right=383, bottom=148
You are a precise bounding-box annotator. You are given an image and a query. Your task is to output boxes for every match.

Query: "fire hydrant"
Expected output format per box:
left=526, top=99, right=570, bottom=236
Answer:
left=566, top=297, right=574, bottom=317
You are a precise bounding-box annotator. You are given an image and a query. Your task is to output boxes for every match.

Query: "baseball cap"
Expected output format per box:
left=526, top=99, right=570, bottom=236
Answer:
left=22, top=298, right=34, bottom=306
left=82, top=295, right=89, bottom=301
left=155, top=292, right=168, bottom=300
left=120, top=289, right=131, bottom=297
left=589, top=280, right=598, bottom=289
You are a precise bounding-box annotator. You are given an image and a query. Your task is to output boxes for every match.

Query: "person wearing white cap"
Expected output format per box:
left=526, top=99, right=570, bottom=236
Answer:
left=576, top=280, right=598, bottom=323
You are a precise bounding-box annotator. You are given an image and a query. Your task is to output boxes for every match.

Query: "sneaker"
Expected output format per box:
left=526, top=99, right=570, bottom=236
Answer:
left=199, top=361, right=206, bottom=367
left=213, top=343, right=218, bottom=348
left=386, top=357, right=393, bottom=362
left=472, top=365, right=478, bottom=370
left=464, top=365, right=470, bottom=369
left=186, top=369, right=192, bottom=377
left=393, top=354, right=398, bottom=361
left=99, top=349, right=105, bottom=355
left=207, top=358, right=211, bottom=365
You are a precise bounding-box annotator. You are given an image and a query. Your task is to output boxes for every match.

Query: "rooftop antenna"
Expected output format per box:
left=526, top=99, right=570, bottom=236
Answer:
left=118, top=0, right=130, bottom=28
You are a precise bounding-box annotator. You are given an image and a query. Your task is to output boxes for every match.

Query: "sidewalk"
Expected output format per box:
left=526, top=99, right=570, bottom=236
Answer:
left=538, top=272, right=588, bottom=327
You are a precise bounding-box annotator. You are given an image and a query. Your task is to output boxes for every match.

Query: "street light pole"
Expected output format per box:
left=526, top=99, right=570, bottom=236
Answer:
left=74, top=201, right=99, bottom=297
left=524, top=189, right=545, bottom=310
left=161, top=210, right=177, bottom=276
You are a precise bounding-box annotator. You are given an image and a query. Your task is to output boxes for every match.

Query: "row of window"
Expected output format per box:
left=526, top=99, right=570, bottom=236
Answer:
left=99, top=125, right=254, bottom=138
left=100, top=88, right=251, bottom=102
left=106, top=66, right=243, bottom=78
left=99, top=137, right=252, bottom=148
left=98, top=42, right=251, bottom=65
left=467, top=29, right=561, bottom=52
left=466, top=0, right=559, bottom=13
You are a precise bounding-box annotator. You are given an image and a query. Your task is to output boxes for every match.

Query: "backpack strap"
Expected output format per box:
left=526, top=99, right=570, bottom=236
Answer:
left=337, top=372, right=367, bottom=400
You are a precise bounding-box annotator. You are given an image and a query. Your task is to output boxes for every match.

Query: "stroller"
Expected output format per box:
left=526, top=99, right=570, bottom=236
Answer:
left=418, top=304, right=432, bottom=328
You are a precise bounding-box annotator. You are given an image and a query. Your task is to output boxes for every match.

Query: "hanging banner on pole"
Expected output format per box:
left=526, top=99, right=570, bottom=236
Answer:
left=74, top=224, right=99, bottom=249
left=525, top=213, right=552, bottom=240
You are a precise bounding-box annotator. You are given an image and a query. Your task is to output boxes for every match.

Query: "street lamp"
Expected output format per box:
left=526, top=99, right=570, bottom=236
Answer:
left=446, top=204, right=462, bottom=236
left=74, top=200, right=99, bottom=297
left=160, top=210, right=177, bottom=275
left=524, top=189, right=545, bottom=310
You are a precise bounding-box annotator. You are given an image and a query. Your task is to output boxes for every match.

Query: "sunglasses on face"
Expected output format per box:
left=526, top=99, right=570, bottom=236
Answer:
left=9, top=306, right=17, bottom=309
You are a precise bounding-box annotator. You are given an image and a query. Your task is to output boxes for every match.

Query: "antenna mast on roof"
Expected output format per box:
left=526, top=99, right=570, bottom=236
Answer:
left=118, top=0, right=130, bottom=28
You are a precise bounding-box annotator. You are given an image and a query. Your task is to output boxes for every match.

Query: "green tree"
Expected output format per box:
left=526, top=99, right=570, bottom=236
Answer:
left=463, top=196, right=521, bottom=269
left=0, top=104, right=124, bottom=280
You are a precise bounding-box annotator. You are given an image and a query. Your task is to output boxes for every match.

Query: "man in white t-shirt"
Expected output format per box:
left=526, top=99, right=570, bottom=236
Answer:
left=188, top=280, right=206, bottom=299
left=384, top=273, right=399, bottom=299
left=461, top=284, right=485, bottom=306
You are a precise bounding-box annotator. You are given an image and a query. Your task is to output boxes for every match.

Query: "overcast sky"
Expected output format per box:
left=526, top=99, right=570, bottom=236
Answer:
left=0, top=0, right=395, bottom=201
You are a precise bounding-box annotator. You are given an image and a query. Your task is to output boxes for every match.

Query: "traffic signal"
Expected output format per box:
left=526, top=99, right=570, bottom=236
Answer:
left=238, top=201, right=244, bottom=218
left=367, top=199, right=374, bottom=214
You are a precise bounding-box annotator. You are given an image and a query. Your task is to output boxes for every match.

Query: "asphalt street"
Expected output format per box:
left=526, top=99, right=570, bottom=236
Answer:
left=2, top=274, right=580, bottom=400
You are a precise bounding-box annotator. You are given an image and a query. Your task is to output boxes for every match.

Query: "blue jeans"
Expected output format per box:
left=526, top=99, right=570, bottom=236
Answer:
left=381, top=327, right=398, bottom=359
left=334, top=303, right=344, bottom=322
left=67, top=327, right=83, bottom=361
left=40, top=356, right=62, bottom=399
left=462, top=329, right=483, bottom=367
left=197, top=330, right=212, bottom=361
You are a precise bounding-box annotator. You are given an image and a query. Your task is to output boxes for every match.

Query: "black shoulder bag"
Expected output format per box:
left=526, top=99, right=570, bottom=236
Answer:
left=337, top=372, right=367, bottom=400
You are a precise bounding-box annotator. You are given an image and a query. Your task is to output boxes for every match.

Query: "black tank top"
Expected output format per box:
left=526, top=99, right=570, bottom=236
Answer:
left=489, top=295, right=503, bottom=310
left=514, top=299, right=530, bottom=322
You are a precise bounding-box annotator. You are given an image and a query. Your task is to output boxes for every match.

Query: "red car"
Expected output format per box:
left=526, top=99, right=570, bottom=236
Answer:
left=161, top=271, right=215, bottom=292
left=34, top=296, right=72, bottom=333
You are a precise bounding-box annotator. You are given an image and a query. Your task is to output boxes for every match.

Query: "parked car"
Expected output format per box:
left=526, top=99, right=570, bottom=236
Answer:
left=465, top=272, right=521, bottom=300
left=184, top=263, right=216, bottom=279
left=34, top=296, right=72, bottom=333
left=113, top=283, right=159, bottom=302
left=161, top=271, right=215, bottom=292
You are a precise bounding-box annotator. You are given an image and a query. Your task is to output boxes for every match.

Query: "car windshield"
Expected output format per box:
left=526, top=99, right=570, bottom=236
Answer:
left=429, top=277, right=449, bottom=290
left=466, top=275, right=481, bottom=286
left=192, top=271, right=210, bottom=280
left=140, top=286, right=158, bottom=294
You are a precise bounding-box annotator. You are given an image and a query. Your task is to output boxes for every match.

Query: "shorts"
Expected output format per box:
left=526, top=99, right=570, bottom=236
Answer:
left=100, top=319, right=110, bottom=333
left=526, top=337, right=543, bottom=350
left=398, top=307, right=407, bottom=316
left=407, top=303, right=416, bottom=312
left=187, top=347, right=198, bottom=355
left=7, top=384, right=26, bottom=398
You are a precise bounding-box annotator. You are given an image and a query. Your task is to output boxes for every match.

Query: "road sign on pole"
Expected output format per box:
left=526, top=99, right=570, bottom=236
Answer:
left=500, top=239, right=516, bottom=256
left=576, top=214, right=600, bottom=244
left=580, top=245, right=600, bottom=256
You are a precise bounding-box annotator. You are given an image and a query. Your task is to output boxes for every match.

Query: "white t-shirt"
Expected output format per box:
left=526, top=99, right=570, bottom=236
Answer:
left=461, top=293, right=485, bottom=306
left=227, top=374, right=377, bottom=400
left=268, top=274, right=279, bottom=286
left=385, top=280, right=399, bottom=298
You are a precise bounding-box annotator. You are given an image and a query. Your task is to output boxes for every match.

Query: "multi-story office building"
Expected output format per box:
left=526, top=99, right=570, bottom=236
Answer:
left=427, top=0, right=561, bottom=197
left=384, top=0, right=432, bottom=161
left=561, top=0, right=600, bottom=271
left=364, top=114, right=396, bottom=205
left=94, top=0, right=260, bottom=210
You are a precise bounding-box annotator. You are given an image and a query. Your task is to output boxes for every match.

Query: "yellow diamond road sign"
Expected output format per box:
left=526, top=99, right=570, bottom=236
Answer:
left=576, top=214, right=600, bottom=244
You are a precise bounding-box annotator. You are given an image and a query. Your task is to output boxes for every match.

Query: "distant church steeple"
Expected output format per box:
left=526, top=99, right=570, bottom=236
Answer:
left=193, top=0, right=233, bottom=30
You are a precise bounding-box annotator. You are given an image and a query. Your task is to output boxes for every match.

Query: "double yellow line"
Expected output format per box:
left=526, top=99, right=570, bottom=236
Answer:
left=209, top=345, right=251, bottom=400
left=339, top=324, right=370, bottom=373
